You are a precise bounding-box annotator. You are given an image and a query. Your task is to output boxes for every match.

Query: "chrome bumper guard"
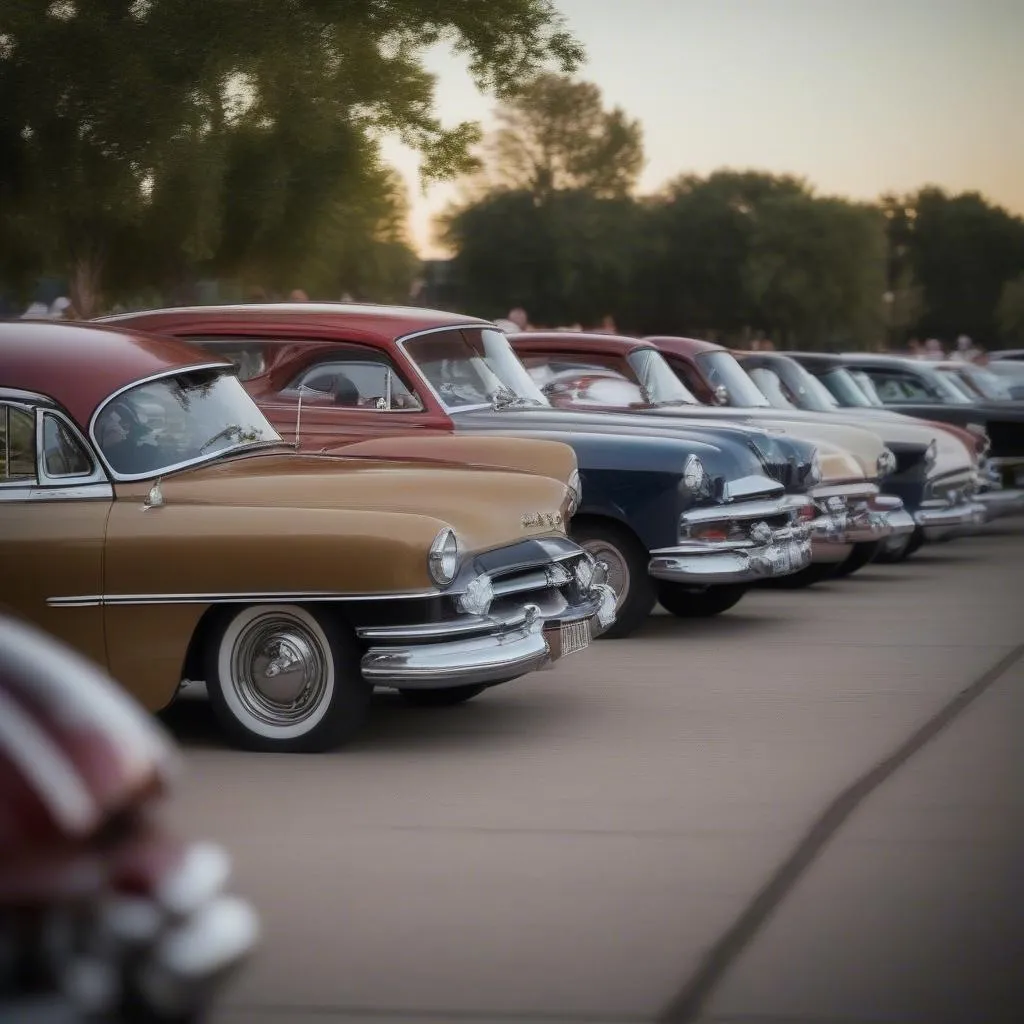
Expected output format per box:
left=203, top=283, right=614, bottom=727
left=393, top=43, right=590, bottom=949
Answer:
left=974, top=486, right=1024, bottom=520
left=650, top=496, right=815, bottom=585
left=357, top=578, right=616, bottom=689
left=809, top=488, right=913, bottom=547
left=914, top=497, right=987, bottom=540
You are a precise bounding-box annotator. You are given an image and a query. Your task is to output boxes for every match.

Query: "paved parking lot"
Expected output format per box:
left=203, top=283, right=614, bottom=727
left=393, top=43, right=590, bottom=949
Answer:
left=162, top=520, right=1024, bottom=1024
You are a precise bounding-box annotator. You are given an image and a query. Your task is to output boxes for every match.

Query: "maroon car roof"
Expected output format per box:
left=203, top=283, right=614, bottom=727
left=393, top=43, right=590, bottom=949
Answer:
left=99, top=303, right=490, bottom=344
left=0, top=320, right=229, bottom=427
left=513, top=331, right=658, bottom=353
left=644, top=335, right=725, bottom=356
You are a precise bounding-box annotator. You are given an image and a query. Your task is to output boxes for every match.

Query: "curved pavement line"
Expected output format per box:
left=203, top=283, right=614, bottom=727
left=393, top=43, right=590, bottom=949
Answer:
left=658, top=641, right=1024, bottom=1023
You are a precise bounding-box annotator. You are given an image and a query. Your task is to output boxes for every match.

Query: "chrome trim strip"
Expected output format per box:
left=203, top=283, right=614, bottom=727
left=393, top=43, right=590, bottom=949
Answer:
left=0, top=388, right=56, bottom=407
left=809, top=481, right=880, bottom=501
left=47, top=588, right=441, bottom=608
left=0, top=483, right=114, bottom=503
left=357, top=607, right=532, bottom=641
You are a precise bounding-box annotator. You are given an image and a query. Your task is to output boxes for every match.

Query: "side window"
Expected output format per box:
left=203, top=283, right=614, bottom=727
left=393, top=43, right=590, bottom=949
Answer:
left=188, top=338, right=268, bottom=381
left=290, top=359, right=423, bottom=411
left=0, top=406, right=36, bottom=483
left=866, top=370, right=932, bottom=402
left=748, top=367, right=797, bottom=408
left=41, top=413, right=93, bottom=478
left=668, top=359, right=713, bottom=404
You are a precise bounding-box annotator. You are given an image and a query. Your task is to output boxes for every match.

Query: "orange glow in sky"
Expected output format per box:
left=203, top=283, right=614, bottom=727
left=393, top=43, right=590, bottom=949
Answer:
left=379, top=0, right=1024, bottom=257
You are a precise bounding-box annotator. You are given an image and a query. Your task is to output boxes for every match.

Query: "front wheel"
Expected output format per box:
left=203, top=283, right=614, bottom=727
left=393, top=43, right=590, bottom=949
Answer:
left=833, top=541, right=881, bottom=578
left=759, top=561, right=838, bottom=589
left=204, top=604, right=369, bottom=753
left=571, top=521, right=655, bottom=639
left=875, top=527, right=924, bottom=564
left=657, top=583, right=747, bottom=618
left=399, top=684, right=487, bottom=707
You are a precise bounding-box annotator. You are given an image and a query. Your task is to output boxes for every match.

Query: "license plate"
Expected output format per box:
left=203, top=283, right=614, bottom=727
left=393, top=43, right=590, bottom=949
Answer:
left=560, top=619, right=591, bottom=656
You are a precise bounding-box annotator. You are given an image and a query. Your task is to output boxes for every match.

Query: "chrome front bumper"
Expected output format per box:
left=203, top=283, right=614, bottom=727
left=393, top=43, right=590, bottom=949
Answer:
left=650, top=496, right=815, bottom=585
left=357, top=581, right=617, bottom=689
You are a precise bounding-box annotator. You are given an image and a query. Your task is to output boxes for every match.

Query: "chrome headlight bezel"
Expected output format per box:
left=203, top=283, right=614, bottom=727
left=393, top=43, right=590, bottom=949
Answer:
left=428, top=528, right=459, bottom=586
left=566, top=468, right=582, bottom=519
left=876, top=447, right=897, bottom=479
left=924, top=439, right=938, bottom=474
left=806, top=448, right=822, bottom=486
left=682, top=454, right=706, bottom=493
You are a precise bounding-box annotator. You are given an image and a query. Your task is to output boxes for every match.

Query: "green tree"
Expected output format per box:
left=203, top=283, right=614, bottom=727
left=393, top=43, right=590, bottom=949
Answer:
left=443, top=188, right=643, bottom=326
left=743, top=192, right=888, bottom=348
left=0, top=0, right=582, bottom=313
left=895, top=187, right=1024, bottom=342
left=996, top=272, right=1024, bottom=346
left=480, top=74, right=644, bottom=200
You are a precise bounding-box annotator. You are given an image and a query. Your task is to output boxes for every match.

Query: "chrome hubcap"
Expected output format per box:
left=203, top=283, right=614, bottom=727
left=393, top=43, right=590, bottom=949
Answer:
left=581, top=540, right=630, bottom=611
left=231, top=615, right=329, bottom=727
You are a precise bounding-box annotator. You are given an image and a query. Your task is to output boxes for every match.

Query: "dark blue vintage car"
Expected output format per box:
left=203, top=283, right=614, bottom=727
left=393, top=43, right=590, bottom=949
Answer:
left=99, top=305, right=833, bottom=637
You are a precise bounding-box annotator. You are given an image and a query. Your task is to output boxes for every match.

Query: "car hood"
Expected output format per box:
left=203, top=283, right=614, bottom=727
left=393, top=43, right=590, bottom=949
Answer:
left=115, top=452, right=572, bottom=556
left=634, top=407, right=881, bottom=478
left=453, top=406, right=816, bottom=492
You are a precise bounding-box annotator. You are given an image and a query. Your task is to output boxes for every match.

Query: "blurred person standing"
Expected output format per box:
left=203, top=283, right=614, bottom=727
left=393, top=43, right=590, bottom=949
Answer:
left=289, top=288, right=309, bottom=302
left=952, top=334, right=979, bottom=362
left=495, top=307, right=529, bottom=334
left=924, top=338, right=945, bottom=360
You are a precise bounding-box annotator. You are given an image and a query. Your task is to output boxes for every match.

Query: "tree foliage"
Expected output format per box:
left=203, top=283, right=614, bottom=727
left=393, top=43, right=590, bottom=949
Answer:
left=0, top=0, right=582, bottom=312
left=996, top=273, right=1024, bottom=346
left=446, top=167, right=888, bottom=347
left=884, top=187, right=1024, bottom=345
left=480, top=74, right=644, bottom=199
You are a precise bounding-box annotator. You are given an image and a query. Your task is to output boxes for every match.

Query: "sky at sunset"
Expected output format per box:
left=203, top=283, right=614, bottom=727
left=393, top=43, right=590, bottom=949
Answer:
left=379, top=0, right=1024, bottom=257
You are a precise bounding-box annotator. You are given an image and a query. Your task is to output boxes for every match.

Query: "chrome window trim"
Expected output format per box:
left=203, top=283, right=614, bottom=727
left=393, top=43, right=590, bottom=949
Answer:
left=47, top=588, right=442, bottom=608
left=0, top=483, right=114, bottom=504
left=86, top=362, right=283, bottom=482
left=36, top=408, right=108, bottom=486
left=0, top=388, right=57, bottom=407
left=395, top=324, right=504, bottom=415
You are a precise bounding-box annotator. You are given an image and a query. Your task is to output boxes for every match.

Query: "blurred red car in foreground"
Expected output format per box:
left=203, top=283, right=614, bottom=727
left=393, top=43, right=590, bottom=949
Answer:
left=0, top=614, right=258, bottom=1021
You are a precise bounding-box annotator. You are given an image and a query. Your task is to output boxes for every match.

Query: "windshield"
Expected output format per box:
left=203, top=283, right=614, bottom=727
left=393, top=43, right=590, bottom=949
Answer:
left=747, top=367, right=798, bottom=409
left=818, top=367, right=874, bottom=407
left=627, top=349, right=698, bottom=405
left=696, top=351, right=771, bottom=407
left=403, top=328, right=548, bottom=410
left=958, top=366, right=1013, bottom=401
left=94, top=368, right=281, bottom=479
left=925, top=367, right=973, bottom=403
left=848, top=369, right=885, bottom=406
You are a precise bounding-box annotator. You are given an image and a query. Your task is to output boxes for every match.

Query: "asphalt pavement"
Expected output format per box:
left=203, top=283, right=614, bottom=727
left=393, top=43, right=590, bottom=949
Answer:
left=161, top=519, right=1024, bottom=1024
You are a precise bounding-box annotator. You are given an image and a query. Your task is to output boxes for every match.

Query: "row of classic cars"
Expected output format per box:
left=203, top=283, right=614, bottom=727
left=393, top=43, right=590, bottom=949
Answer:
left=3, top=302, right=1022, bottom=755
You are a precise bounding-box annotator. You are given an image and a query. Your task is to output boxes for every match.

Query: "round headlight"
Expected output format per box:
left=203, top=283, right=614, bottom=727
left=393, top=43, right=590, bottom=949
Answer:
left=428, top=528, right=459, bottom=585
left=924, top=439, right=938, bottom=473
left=806, top=449, right=822, bottom=486
left=566, top=468, right=582, bottom=518
left=682, top=454, right=706, bottom=493
left=876, top=447, right=897, bottom=479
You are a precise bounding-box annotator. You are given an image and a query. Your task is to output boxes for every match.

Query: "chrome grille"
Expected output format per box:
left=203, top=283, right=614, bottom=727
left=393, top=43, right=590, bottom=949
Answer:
left=561, top=618, right=591, bottom=656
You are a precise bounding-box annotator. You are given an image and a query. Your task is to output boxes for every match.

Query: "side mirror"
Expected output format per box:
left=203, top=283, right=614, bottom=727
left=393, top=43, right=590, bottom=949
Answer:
left=714, top=385, right=729, bottom=405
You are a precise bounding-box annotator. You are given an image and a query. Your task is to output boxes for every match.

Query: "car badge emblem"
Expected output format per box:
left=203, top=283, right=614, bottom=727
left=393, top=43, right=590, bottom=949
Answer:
left=521, top=511, right=563, bottom=529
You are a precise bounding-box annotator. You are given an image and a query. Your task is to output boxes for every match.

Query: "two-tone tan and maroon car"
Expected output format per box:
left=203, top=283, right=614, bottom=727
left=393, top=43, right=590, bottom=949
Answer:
left=0, top=321, right=615, bottom=752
